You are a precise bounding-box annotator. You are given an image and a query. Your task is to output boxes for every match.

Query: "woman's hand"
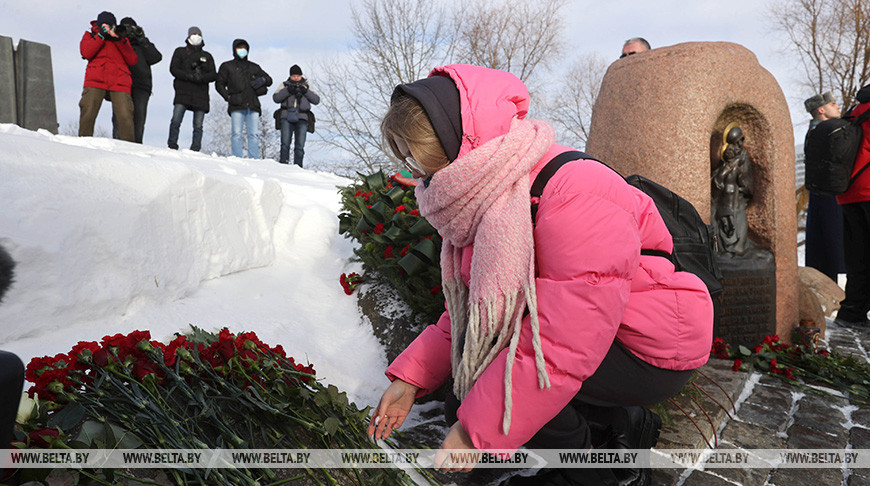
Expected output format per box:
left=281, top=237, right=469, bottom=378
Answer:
left=367, top=379, right=419, bottom=439
left=433, top=421, right=479, bottom=472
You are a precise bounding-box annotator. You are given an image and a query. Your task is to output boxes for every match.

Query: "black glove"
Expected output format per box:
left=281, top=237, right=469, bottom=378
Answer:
left=190, top=71, right=203, bottom=83
left=97, top=24, right=109, bottom=40
left=250, top=76, right=267, bottom=90
left=298, top=84, right=308, bottom=95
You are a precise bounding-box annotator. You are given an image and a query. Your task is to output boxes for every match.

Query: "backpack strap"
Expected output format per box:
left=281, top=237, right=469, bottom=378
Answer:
left=848, top=107, right=870, bottom=185
left=529, top=150, right=677, bottom=264
left=530, top=151, right=593, bottom=224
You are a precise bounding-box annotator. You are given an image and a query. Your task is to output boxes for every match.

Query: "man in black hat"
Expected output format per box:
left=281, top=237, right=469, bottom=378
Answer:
left=112, top=17, right=162, bottom=144
left=803, top=91, right=846, bottom=282
left=168, top=26, right=217, bottom=151
left=272, top=64, right=320, bottom=166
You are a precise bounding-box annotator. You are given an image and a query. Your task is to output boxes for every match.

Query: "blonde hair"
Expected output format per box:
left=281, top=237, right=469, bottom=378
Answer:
left=381, top=94, right=449, bottom=171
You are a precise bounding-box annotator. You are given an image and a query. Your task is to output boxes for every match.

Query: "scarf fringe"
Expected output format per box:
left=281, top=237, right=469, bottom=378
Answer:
left=448, top=280, right=551, bottom=434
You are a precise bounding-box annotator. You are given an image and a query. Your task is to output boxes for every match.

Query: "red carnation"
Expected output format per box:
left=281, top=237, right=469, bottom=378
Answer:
left=394, top=205, right=406, bottom=213
left=384, top=245, right=394, bottom=258
left=409, top=209, right=419, bottom=216
left=732, top=359, right=742, bottom=372
left=373, top=223, right=385, bottom=234
left=28, top=428, right=60, bottom=448
left=770, top=358, right=779, bottom=373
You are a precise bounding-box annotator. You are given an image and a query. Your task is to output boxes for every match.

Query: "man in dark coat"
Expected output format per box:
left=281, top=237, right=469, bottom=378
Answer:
left=215, top=39, right=272, bottom=158
left=273, top=64, right=320, bottom=167
left=78, top=11, right=138, bottom=142
left=168, top=26, right=217, bottom=152
left=112, top=17, right=162, bottom=144
left=804, top=91, right=846, bottom=282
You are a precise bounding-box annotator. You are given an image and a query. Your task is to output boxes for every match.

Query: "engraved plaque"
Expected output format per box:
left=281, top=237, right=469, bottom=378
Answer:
left=713, top=250, right=777, bottom=347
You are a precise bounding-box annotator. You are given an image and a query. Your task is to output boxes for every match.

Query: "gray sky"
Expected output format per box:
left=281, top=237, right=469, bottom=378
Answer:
left=1, top=0, right=814, bottom=150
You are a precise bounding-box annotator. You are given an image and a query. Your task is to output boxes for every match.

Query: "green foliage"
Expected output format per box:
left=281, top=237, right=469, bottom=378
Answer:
left=338, top=170, right=445, bottom=317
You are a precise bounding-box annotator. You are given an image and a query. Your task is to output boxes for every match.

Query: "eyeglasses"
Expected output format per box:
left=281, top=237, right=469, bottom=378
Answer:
left=402, top=156, right=429, bottom=177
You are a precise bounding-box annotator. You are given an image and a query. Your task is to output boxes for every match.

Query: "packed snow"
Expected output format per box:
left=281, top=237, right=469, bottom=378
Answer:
left=0, top=124, right=390, bottom=409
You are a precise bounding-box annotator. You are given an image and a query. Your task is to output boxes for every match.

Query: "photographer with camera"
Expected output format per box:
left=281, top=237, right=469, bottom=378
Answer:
left=168, top=27, right=217, bottom=152
left=216, top=39, right=272, bottom=158
left=78, top=11, right=138, bottom=142
left=273, top=65, right=319, bottom=167
left=111, top=17, right=162, bottom=144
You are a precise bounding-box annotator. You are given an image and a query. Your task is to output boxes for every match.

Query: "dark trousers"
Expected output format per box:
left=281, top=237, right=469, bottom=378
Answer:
left=168, top=104, right=206, bottom=152
left=78, top=87, right=134, bottom=142
left=806, top=193, right=846, bottom=281
left=0, top=351, right=25, bottom=449
left=112, top=88, right=151, bottom=144
left=280, top=118, right=309, bottom=167
left=446, top=340, right=693, bottom=448
left=839, top=201, right=870, bottom=322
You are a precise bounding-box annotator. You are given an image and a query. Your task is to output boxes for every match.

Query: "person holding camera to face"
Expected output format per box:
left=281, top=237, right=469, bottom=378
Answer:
left=111, top=17, right=162, bottom=144
left=78, top=11, right=138, bottom=142
left=272, top=65, right=319, bottom=167
left=168, top=27, right=217, bottom=152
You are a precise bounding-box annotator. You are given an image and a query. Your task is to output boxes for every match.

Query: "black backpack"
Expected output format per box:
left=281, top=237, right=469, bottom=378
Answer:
left=804, top=108, right=870, bottom=196
left=530, top=151, right=724, bottom=301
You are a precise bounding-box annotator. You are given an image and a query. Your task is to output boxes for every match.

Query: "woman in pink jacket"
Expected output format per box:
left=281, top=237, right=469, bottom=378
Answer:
left=368, top=64, right=713, bottom=485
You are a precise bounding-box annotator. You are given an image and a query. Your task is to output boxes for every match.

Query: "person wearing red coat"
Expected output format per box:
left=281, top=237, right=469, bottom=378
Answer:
left=78, top=11, right=138, bottom=142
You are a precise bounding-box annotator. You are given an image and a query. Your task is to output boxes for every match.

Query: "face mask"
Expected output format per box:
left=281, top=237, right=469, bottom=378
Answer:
left=188, top=34, right=202, bottom=46
left=236, top=48, right=248, bottom=59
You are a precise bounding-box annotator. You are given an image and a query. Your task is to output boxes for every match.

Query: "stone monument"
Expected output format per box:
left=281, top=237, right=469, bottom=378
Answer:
left=586, top=41, right=797, bottom=344
left=0, top=35, right=58, bottom=133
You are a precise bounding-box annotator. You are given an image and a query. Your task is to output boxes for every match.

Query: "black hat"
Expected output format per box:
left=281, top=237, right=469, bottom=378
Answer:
left=289, top=64, right=303, bottom=76
left=392, top=75, right=462, bottom=162
left=120, top=17, right=136, bottom=26
left=96, top=11, right=116, bottom=26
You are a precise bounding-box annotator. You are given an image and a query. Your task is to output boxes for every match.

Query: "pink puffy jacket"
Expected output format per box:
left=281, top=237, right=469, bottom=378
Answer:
left=386, top=64, right=714, bottom=452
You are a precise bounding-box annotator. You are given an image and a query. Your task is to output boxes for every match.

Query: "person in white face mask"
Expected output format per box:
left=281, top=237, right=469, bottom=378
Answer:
left=168, top=26, right=217, bottom=151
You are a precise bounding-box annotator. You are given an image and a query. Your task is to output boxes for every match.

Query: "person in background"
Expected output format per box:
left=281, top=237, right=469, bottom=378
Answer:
left=78, top=11, right=138, bottom=142
left=803, top=91, right=846, bottom=282
left=621, top=37, right=650, bottom=58
left=0, top=244, right=23, bottom=450
left=111, top=17, right=162, bottom=144
left=369, top=64, right=713, bottom=485
left=215, top=39, right=272, bottom=158
left=168, top=26, right=217, bottom=152
left=834, top=85, right=870, bottom=327
left=273, top=64, right=320, bottom=167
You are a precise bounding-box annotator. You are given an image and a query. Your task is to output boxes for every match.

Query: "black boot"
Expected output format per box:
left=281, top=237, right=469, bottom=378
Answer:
left=583, top=406, right=662, bottom=486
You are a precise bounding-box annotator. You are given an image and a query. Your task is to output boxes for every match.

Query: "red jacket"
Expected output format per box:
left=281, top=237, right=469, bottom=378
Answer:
left=80, top=22, right=138, bottom=93
left=837, top=101, right=870, bottom=204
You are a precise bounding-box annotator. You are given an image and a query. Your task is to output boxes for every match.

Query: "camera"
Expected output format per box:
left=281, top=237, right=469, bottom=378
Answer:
left=114, top=24, right=143, bottom=39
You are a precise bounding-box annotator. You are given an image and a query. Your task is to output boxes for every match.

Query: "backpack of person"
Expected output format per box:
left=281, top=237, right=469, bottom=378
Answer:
left=804, top=108, right=870, bottom=196
left=530, top=151, right=724, bottom=302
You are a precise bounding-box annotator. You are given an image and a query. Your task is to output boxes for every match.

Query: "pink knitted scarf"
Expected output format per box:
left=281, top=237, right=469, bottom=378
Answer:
left=416, top=118, right=554, bottom=434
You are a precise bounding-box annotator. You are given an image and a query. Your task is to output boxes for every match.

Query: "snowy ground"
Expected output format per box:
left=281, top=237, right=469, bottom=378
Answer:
left=0, top=124, right=390, bottom=409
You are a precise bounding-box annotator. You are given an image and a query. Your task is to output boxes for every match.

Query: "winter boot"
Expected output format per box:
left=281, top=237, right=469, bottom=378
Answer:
left=584, top=406, right=662, bottom=486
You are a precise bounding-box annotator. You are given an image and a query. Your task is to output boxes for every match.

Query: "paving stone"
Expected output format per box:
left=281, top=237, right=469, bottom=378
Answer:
left=792, top=394, right=850, bottom=439
left=851, top=426, right=870, bottom=449
left=768, top=466, right=844, bottom=486
left=849, top=469, right=870, bottom=486
left=700, top=444, right=771, bottom=486
left=743, top=383, right=793, bottom=412
left=736, top=401, right=790, bottom=433
left=682, top=469, right=740, bottom=485
left=720, top=420, right=786, bottom=449
left=786, top=423, right=848, bottom=449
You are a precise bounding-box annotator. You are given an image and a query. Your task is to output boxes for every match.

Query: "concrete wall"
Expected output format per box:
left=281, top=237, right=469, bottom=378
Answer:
left=0, top=35, right=58, bottom=134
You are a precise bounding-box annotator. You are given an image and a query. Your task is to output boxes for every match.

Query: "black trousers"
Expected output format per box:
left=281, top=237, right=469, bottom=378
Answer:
left=0, top=351, right=25, bottom=449
left=806, top=193, right=846, bottom=281
left=839, top=201, right=870, bottom=321
left=445, top=340, right=694, bottom=449
left=112, top=88, right=151, bottom=144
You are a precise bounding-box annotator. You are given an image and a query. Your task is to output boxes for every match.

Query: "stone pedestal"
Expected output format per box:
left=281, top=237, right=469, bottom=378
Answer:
left=586, top=41, right=798, bottom=341
left=0, top=36, right=15, bottom=125
left=714, top=251, right=776, bottom=347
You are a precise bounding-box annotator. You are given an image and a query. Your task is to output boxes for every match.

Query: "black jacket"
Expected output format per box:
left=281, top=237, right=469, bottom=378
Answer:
left=127, top=35, right=162, bottom=93
left=273, top=77, right=320, bottom=122
left=169, top=41, right=217, bottom=113
left=215, top=39, right=272, bottom=115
